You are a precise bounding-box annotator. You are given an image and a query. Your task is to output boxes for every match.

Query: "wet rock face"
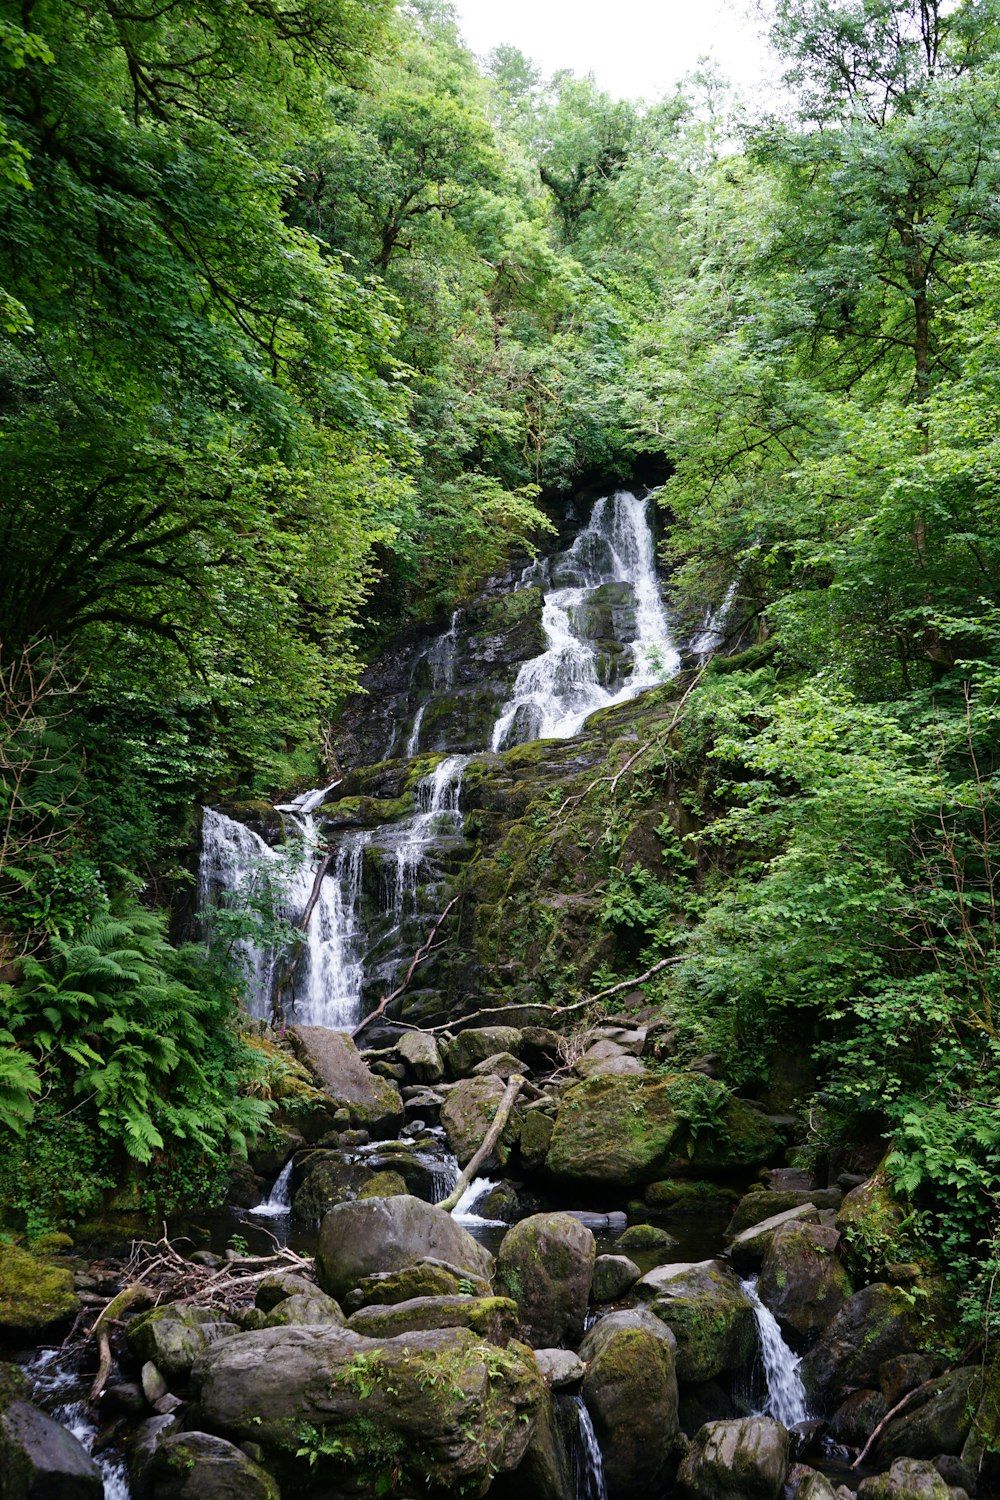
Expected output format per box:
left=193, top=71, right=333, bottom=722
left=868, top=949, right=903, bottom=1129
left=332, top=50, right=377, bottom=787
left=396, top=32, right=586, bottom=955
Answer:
left=315, top=1194, right=493, bottom=1301
left=579, top=1309, right=679, bottom=1499
left=757, top=1221, right=852, bottom=1337
left=675, top=1416, right=790, bottom=1500
left=191, top=1323, right=545, bottom=1494
left=0, top=1399, right=103, bottom=1500
left=873, top=1366, right=981, bottom=1463
left=801, top=1283, right=923, bottom=1409
left=496, top=1213, right=596, bottom=1348
left=635, top=1260, right=757, bottom=1385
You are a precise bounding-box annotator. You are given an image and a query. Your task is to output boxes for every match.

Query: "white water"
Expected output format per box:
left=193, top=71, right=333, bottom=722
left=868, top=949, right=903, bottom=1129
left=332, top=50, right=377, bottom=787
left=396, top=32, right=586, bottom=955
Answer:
left=741, top=1276, right=811, bottom=1428
left=250, top=1157, right=294, bottom=1217
left=491, top=491, right=678, bottom=750
left=391, top=754, right=469, bottom=921
left=450, top=1175, right=506, bottom=1227
left=26, top=1348, right=132, bottom=1499
left=568, top=1397, right=609, bottom=1500
left=428, top=609, right=460, bottom=690
left=691, top=578, right=739, bottom=661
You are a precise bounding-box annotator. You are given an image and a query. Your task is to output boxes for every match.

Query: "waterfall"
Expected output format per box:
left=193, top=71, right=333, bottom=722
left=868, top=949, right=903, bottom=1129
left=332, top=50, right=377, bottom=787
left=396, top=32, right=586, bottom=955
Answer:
left=562, top=1397, right=609, bottom=1500
left=691, top=578, right=739, bottom=661
left=428, top=608, right=460, bottom=689
left=250, top=1157, right=294, bottom=1217
left=450, top=1176, right=505, bottom=1226
left=741, top=1276, right=810, bottom=1428
left=405, top=703, right=427, bottom=760
left=199, top=808, right=285, bottom=1018
left=491, top=491, right=678, bottom=750
left=294, top=824, right=370, bottom=1029
left=391, top=755, right=468, bottom=923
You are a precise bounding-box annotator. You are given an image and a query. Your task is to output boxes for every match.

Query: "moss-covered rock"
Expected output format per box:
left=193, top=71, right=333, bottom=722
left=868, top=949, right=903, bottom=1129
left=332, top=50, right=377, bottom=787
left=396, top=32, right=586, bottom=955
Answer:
left=440, top=1075, right=515, bottom=1166
left=856, top=1457, right=958, bottom=1499
left=147, top=1431, right=280, bottom=1500
left=545, top=1074, right=682, bottom=1187
left=836, top=1171, right=910, bottom=1281
left=801, top=1284, right=923, bottom=1409
left=0, top=1400, right=103, bottom=1499
left=357, top=1171, right=408, bottom=1199
left=638, top=1261, right=756, bottom=1385
left=345, top=1260, right=492, bottom=1310
left=347, top=1295, right=518, bottom=1344
left=0, top=1242, right=78, bottom=1340
left=616, top=1224, right=679, bottom=1253
left=758, top=1222, right=852, bottom=1337
left=496, top=1213, right=595, bottom=1347
left=126, top=1306, right=238, bottom=1382
left=262, top=1292, right=345, bottom=1328
left=644, top=1179, right=741, bottom=1214
left=579, top=1309, right=679, bottom=1499
left=874, top=1367, right=981, bottom=1462
left=517, top=1110, right=555, bottom=1172
left=316, top=1195, right=493, bottom=1302
left=591, top=1255, right=641, bottom=1304
left=676, top=1416, right=789, bottom=1500
left=444, top=1027, right=523, bottom=1079
left=727, top=1188, right=843, bottom=1237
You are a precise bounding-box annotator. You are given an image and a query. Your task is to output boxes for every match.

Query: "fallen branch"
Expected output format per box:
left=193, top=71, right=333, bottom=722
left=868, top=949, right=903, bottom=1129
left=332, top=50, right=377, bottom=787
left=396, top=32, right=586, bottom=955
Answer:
left=438, top=1073, right=525, bottom=1212
left=852, top=1372, right=947, bottom=1468
left=90, top=1283, right=155, bottom=1401
left=352, top=896, right=460, bottom=1039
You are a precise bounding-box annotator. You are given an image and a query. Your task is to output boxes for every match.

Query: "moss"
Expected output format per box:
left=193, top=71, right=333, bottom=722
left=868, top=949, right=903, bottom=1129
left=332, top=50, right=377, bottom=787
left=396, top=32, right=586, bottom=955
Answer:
left=0, top=1241, right=79, bottom=1336
left=358, top=1171, right=408, bottom=1199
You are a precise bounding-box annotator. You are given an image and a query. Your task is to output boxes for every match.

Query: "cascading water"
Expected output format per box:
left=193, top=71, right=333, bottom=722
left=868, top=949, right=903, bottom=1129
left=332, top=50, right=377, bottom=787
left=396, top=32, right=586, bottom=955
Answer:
left=250, top=1157, right=295, bottom=1217
left=491, top=491, right=678, bottom=751
left=741, top=1276, right=811, bottom=1428
left=391, top=754, right=469, bottom=923
left=450, top=1176, right=506, bottom=1227
left=26, top=1348, right=132, bottom=1500
left=691, top=578, right=739, bottom=662
left=560, top=1396, right=609, bottom=1500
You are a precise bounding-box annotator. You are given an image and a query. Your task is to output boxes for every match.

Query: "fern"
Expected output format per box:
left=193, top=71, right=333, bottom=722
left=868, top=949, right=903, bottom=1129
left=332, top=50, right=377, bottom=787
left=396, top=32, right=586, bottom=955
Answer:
left=0, top=1029, right=40, bottom=1134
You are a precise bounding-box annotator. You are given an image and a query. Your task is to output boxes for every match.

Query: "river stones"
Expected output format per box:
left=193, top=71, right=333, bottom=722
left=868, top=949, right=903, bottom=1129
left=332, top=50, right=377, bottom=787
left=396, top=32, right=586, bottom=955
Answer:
left=533, top=1349, right=585, bottom=1388
left=0, top=1242, right=78, bottom=1340
left=579, top=1309, right=679, bottom=1499
left=441, top=1075, right=512, bottom=1165
left=636, top=1260, right=756, bottom=1384
left=191, top=1323, right=544, bottom=1492
left=728, top=1204, right=822, bottom=1273
left=496, top=1212, right=595, bottom=1347
left=316, top=1194, right=492, bottom=1300
left=287, top=1027, right=403, bottom=1134
left=348, top=1293, right=519, bottom=1342
left=873, top=1367, right=981, bottom=1462
left=262, top=1291, right=345, bottom=1328
left=395, top=1030, right=444, bottom=1083
left=591, top=1254, right=641, bottom=1303
left=126, top=1306, right=238, bottom=1382
left=801, top=1284, right=923, bottom=1408
left=0, top=1399, right=103, bottom=1499
left=444, top=1027, right=523, bottom=1079
left=758, top=1221, right=852, bottom=1336
left=676, top=1416, right=790, bottom=1500
left=856, top=1457, right=966, bottom=1499
left=147, top=1431, right=279, bottom=1500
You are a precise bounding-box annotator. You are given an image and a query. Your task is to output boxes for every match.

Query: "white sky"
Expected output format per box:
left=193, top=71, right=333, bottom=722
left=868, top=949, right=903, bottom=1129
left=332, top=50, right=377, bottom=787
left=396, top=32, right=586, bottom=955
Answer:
left=452, top=0, right=782, bottom=103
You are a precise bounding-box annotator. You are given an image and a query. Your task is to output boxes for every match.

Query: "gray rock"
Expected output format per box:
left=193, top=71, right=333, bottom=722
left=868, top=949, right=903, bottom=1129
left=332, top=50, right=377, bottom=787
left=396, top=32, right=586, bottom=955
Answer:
left=126, top=1306, right=238, bottom=1382
left=440, top=1074, right=512, bottom=1165
left=496, top=1212, right=595, bottom=1346
left=444, top=1026, right=523, bottom=1079
left=676, top=1416, right=790, bottom=1500
left=316, top=1193, right=492, bottom=1300
left=347, top=1294, right=518, bottom=1343
left=288, top=1026, right=403, bottom=1133
left=727, top=1189, right=843, bottom=1236
left=728, top=1205, right=822, bottom=1273
left=148, top=1431, right=279, bottom=1499
left=396, top=1031, right=444, bottom=1084
left=794, top=1469, right=840, bottom=1499
left=533, top=1349, right=586, bottom=1389
left=857, top=1456, right=961, bottom=1498
left=262, top=1291, right=345, bottom=1327
left=0, top=1400, right=103, bottom=1500
left=758, top=1222, right=852, bottom=1336
left=801, top=1284, right=922, bottom=1408
left=874, top=1367, right=980, bottom=1462
left=591, top=1254, right=641, bottom=1303
left=255, top=1271, right=318, bottom=1311
left=579, top=1310, right=679, bottom=1500
left=830, top=1388, right=888, bottom=1447
left=472, top=1051, right=524, bottom=1080
left=637, top=1260, right=756, bottom=1384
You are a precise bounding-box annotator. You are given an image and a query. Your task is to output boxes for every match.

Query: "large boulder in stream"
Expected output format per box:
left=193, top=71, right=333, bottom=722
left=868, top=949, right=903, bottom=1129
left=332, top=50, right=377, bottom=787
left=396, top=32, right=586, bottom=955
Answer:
left=579, top=1308, right=679, bottom=1499
left=857, top=1457, right=969, bottom=1499
left=872, top=1366, right=981, bottom=1462
left=676, top=1416, right=790, bottom=1500
left=147, top=1432, right=279, bottom=1500
left=191, top=1323, right=544, bottom=1494
left=441, top=1074, right=514, bottom=1165
left=126, top=1305, right=238, bottom=1382
left=801, top=1283, right=923, bottom=1409
left=635, top=1260, right=756, bottom=1384
left=758, top=1221, right=852, bottom=1337
left=496, top=1213, right=595, bottom=1347
left=0, top=1400, right=103, bottom=1500
left=444, top=1027, right=523, bottom=1079
left=316, top=1194, right=492, bottom=1300
left=287, top=1027, right=403, bottom=1134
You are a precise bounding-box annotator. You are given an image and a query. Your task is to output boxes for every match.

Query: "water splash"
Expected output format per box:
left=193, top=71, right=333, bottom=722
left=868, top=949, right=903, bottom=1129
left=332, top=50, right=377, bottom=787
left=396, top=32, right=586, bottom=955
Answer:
left=450, top=1176, right=506, bottom=1227
left=25, top=1348, right=133, bottom=1499
left=491, top=491, right=678, bottom=750
left=249, top=1157, right=294, bottom=1217
left=391, top=755, right=469, bottom=921
left=741, top=1275, right=810, bottom=1428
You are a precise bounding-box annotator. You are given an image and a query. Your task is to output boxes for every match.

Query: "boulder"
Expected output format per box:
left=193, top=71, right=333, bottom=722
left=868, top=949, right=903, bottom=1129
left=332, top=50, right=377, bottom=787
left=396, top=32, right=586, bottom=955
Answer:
left=147, top=1432, right=279, bottom=1500
left=347, top=1295, right=518, bottom=1343
left=517, top=1110, right=555, bottom=1172
left=316, top=1195, right=492, bottom=1301
left=345, top=1259, right=491, bottom=1309
left=830, top=1389, right=888, bottom=1447
left=126, top=1306, right=238, bottom=1382
left=801, top=1285, right=922, bottom=1408
left=591, top=1255, right=641, bottom=1303
left=728, top=1205, right=822, bottom=1273
left=262, top=1292, right=345, bottom=1328
left=287, top=1026, right=403, bottom=1134
left=0, top=1242, right=78, bottom=1340
left=490, top=1388, right=573, bottom=1500
left=357, top=1169, right=408, bottom=1199
left=496, top=1213, right=595, bottom=1346
left=873, top=1367, right=980, bottom=1462
left=637, top=1261, right=756, bottom=1384
left=758, top=1222, right=852, bottom=1336
left=676, top=1416, right=790, bottom=1500
left=579, top=1309, right=679, bottom=1499
left=616, top=1224, right=679, bottom=1253
left=727, top=1189, right=843, bottom=1237
left=440, top=1075, right=513, bottom=1166
left=396, top=1031, right=444, bottom=1084
left=793, top=1470, right=840, bottom=1500
left=192, top=1323, right=543, bottom=1493
left=857, top=1457, right=962, bottom=1499
left=835, top=1173, right=908, bottom=1278
left=472, top=1051, right=524, bottom=1080
left=544, top=1074, right=682, bottom=1187
left=644, top=1179, right=741, bottom=1215
left=0, top=1400, right=102, bottom=1500
left=255, top=1272, right=318, bottom=1311
left=445, top=1027, right=523, bottom=1079
left=291, top=1151, right=374, bottom=1227
left=879, top=1354, right=937, bottom=1407
left=574, top=1040, right=647, bottom=1078
left=533, top=1349, right=586, bottom=1389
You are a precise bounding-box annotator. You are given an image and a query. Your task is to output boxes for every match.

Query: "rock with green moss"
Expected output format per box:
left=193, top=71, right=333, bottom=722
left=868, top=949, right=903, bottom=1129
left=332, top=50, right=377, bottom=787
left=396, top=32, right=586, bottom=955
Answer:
left=345, top=1259, right=491, bottom=1309
left=591, top=1255, right=641, bottom=1303
left=727, top=1189, right=843, bottom=1237
left=444, top=1027, right=523, bottom=1080
left=357, top=1170, right=408, bottom=1199
left=440, top=1075, right=515, bottom=1165
left=287, top=1027, right=403, bottom=1135
left=316, top=1195, right=493, bottom=1301
left=638, top=1261, right=756, bottom=1384
left=758, top=1222, right=852, bottom=1337
left=147, top=1431, right=279, bottom=1500
left=793, top=1468, right=841, bottom=1500
left=545, top=1074, right=683, bottom=1187
left=616, top=1224, right=679, bottom=1253
left=0, top=1400, right=102, bottom=1499
left=192, top=1323, right=544, bottom=1493
left=0, top=1364, right=30, bottom=1413
left=644, top=1179, right=741, bottom=1215
left=517, top=1109, right=555, bottom=1172
left=396, top=1031, right=444, bottom=1084
left=836, top=1172, right=910, bottom=1279
left=255, top=1272, right=318, bottom=1312
left=490, top=1385, right=572, bottom=1500
left=579, top=1309, right=679, bottom=1499
left=262, top=1292, right=345, bottom=1328
left=856, top=1457, right=962, bottom=1499
left=496, top=1213, right=595, bottom=1347
left=873, top=1367, right=981, bottom=1463
left=126, top=1306, right=238, bottom=1382
left=801, top=1284, right=923, bottom=1408
left=0, top=1242, right=79, bottom=1340
left=347, top=1295, right=518, bottom=1343
left=290, top=1151, right=372, bottom=1227
left=728, top=1205, right=822, bottom=1274
left=676, top=1416, right=790, bottom=1500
